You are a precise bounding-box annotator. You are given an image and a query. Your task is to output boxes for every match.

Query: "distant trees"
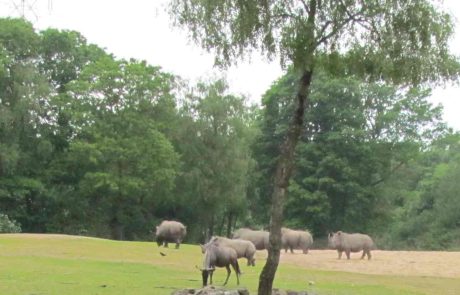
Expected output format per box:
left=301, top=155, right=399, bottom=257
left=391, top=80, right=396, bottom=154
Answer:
left=1, top=15, right=460, bottom=258
left=0, top=18, right=52, bottom=233
left=0, top=17, right=256, bottom=240
left=378, top=133, right=460, bottom=250
left=253, top=70, right=447, bottom=236
left=173, top=79, right=256, bottom=240
left=46, top=57, right=181, bottom=239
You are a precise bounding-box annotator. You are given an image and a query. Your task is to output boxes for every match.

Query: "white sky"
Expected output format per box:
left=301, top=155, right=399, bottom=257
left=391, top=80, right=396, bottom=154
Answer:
left=1, top=0, right=459, bottom=130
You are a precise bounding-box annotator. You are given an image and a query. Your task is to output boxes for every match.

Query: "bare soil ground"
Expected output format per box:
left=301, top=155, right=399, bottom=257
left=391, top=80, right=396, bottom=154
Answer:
left=254, top=250, right=460, bottom=278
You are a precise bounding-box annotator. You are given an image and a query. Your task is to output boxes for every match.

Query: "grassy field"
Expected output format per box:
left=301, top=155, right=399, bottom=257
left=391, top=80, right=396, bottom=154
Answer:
left=0, top=234, right=459, bottom=295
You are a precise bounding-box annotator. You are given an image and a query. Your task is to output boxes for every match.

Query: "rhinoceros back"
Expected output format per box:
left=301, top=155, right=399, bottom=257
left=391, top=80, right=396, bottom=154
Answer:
left=341, top=232, right=374, bottom=252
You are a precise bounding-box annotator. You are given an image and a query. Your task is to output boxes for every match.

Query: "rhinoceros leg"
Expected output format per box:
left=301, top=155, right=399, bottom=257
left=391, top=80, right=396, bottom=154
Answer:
left=164, top=242, right=169, bottom=248
left=290, top=246, right=294, bottom=254
left=223, top=265, right=231, bottom=285
left=175, top=240, right=180, bottom=249
left=366, top=249, right=372, bottom=260
left=360, top=250, right=366, bottom=259
left=338, top=250, right=343, bottom=259
left=231, top=261, right=240, bottom=285
left=345, top=250, right=351, bottom=259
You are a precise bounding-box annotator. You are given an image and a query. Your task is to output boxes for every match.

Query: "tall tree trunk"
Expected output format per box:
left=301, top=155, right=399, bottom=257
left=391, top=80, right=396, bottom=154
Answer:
left=207, top=214, right=215, bottom=241
left=218, top=212, right=226, bottom=236
left=110, top=217, right=124, bottom=240
left=258, top=69, right=313, bottom=295
left=226, top=212, right=233, bottom=238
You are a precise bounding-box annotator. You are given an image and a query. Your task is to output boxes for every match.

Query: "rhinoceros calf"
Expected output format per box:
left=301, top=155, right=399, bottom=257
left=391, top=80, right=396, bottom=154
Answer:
left=232, top=228, right=269, bottom=250
left=155, top=220, right=187, bottom=249
left=328, top=231, right=374, bottom=260
left=281, top=227, right=313, bottom=254
left=204, top=236, right=257, bottom=266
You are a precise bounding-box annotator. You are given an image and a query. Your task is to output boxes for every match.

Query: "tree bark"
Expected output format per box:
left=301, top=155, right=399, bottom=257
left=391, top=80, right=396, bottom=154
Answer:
left=257, top=69, right=313, bottom=295
left=218, top=212, right=226, bottom=236
left=226, top=212, right=233, bottom=238
left=208, top=213, right=215, bottom=241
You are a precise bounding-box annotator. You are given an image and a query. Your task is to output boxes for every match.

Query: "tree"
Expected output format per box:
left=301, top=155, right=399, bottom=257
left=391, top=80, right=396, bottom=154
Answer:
left=379, top=133, right=460, bottom=250
left=39, top=28, right=107, bottom=93
left=48, top=57, right=181, bottom=239
left=0, top=18, right=53, bottom=232
left=169, top=1, right=459, bottom=293
left=174, top=79, right=255, bottom=241
left=254, top=69, right=446, bottom=236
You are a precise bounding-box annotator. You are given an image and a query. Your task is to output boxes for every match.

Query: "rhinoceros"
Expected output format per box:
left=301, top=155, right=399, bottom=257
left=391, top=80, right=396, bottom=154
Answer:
left=328, top=231, right=374, bottom=260
left=155, top=220, right=187, bottom=249
left=281, top=227, right=313, bottom=254
left=204, top=236, right=256, bottom=266
left=200, top=243, right=241, bottom=286
left=232, top=228, right=269, bottom=250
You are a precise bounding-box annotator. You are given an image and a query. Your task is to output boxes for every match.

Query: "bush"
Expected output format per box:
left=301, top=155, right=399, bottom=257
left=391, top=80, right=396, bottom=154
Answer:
left=0, top=213, right=22, bottom=233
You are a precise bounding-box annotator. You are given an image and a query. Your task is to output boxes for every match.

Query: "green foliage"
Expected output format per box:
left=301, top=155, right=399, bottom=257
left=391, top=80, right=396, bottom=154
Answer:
left=39, top=28, right=108, bottom=92
left=1, top=12, right=460, bottom=252
left=0, top=18, right=39, bottom=59
left=170, top=0, right=459, bottom=85
left=0, top=18, right=53, bottom=233
left=0, top=213, right=21, bottom=233
left=379, top=133, right=460, bottom=250
left=174, top=78, right=256, bottom=240
left=0, top=17, right=257, bottom=242
left=45, top=56, right=181, bottom=239
left=253, top=69, right=447, bottom=235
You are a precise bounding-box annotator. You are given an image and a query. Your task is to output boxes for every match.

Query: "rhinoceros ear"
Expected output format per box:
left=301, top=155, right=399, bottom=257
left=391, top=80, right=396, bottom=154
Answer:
left=337, top=231, right=342, bottom=235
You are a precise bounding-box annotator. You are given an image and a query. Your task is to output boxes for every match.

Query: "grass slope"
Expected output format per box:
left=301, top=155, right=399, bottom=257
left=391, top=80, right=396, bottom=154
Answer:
left=0, top=234, right=458, bottom=295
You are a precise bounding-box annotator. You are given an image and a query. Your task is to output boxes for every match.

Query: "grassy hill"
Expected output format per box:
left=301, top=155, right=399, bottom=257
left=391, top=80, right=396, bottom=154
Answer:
left=0, top=234, right=459, bottom=294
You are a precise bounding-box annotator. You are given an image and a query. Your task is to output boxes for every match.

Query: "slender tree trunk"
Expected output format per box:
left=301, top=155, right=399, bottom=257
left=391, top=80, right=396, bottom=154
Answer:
left=226, top=212, right=233, bottom=238
left=110, top=217, right=124, bottom=240
left=258, top=69, right=313, bottom=295
left=208, top=214, right=215, bottom=240
left=218, top=212, right=226, bottom=236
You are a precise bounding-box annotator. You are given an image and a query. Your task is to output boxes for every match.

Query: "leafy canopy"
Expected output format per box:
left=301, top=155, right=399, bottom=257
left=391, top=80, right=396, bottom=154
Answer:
left=170, top=0, right=459, bottom=84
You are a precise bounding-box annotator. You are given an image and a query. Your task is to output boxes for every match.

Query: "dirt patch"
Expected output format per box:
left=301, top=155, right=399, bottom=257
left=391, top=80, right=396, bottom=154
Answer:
left=255, top=250, right=460, bottom=278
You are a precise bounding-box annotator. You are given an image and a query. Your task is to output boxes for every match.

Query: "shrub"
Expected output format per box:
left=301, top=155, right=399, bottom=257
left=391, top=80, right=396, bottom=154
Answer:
left=0, top=213, right=22, bottom=233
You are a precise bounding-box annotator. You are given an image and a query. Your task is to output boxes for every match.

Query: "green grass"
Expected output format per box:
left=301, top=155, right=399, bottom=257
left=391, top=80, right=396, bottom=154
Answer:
left=0, top=234, right=459, bottom=295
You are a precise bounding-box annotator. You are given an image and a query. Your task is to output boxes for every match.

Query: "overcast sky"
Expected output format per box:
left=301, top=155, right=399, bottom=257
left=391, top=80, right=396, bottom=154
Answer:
left=1, top=0, right=459, bottom=130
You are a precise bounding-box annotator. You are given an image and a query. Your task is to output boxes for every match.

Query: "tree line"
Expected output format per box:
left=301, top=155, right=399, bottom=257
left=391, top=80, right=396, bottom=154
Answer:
left=1, top=17, right=459, bottom=250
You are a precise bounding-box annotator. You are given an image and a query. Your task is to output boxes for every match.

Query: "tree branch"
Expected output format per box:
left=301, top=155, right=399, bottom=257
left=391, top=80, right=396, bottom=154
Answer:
left=317, top=20, right=332, bottom=39
left=315, top=0, right=367, bottom=47
left=371, top=161, right=405, bottom=187
left=315, top=17, right=354, bottom=47
left=300, top=0, right=310, bottom=14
